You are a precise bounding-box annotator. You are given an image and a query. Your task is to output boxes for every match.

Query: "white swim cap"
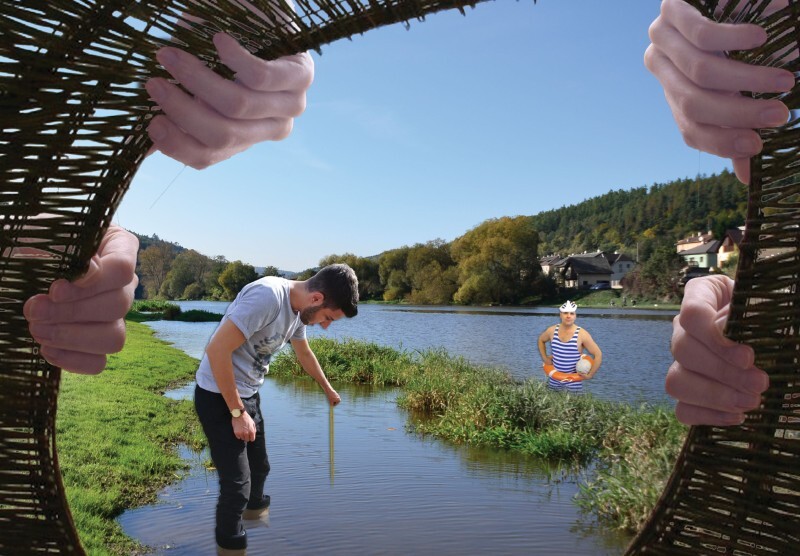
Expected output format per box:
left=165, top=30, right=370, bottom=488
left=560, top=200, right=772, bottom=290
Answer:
left=559, top=300, right=577, bottom=313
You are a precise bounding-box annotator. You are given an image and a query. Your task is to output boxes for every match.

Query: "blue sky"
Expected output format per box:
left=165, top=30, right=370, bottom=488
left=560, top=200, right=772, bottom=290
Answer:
left=115, top=0, right=731, bottom=271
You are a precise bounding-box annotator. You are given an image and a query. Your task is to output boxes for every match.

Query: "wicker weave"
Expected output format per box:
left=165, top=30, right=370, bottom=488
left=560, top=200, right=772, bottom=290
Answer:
left=625, top=1, right=800, bottom=554
left=1, top=1, right=797, bottom=554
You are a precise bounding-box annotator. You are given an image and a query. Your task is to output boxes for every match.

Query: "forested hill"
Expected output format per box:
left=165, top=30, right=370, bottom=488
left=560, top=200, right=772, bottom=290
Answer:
left=533, top=169, right=747, bottom=256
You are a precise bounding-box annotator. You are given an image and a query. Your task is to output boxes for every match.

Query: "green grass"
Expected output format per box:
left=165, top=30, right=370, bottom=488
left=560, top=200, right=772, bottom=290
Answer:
left=271, top=337, right=687, bottom=532
left=58, top=322, right=204, bottom=555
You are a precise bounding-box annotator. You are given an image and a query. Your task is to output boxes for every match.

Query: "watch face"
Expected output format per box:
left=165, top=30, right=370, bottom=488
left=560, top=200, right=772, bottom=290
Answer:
left=231, top=409, right=242, bottom=418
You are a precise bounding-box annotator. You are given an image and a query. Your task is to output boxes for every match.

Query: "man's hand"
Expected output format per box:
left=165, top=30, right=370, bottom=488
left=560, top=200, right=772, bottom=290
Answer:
left=645, top=0, right=794, bottom=184
left=146, top=33, right=314, bottom=169
left=326, top=388, right=341, bottom=406
left=232, top=412, right=258, bottom=442
left=24, top=225, right=139, bottom=374
left=667, top=275, right=769, bottom=425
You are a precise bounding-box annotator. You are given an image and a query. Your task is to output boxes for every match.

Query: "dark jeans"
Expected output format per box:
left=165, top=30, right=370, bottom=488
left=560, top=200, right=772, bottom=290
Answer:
left=194, top=385, right=270, bottom=549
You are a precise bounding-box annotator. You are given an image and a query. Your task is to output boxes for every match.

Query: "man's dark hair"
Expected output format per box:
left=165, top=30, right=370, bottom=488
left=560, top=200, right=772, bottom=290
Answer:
left=306, top=264, right=359, bottom=318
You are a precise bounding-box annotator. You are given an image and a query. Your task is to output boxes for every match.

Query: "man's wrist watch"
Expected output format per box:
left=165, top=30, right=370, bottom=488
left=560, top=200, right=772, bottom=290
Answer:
left=230, top=407, right=245, bottom=418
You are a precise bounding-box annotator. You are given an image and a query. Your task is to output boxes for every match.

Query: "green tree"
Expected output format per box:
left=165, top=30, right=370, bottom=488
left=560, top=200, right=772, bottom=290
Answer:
left=294, top=267, right=317, bottom=281
left=162, top=249, right=209, bottom=299
left=378, top=247, right=411, bottom=301
left=261, top=265, right=281, bottom=277
left=204, top=256, right=228, bottom=300
left=406, top=240, right=457, bottom=304
left=319, top=253, right=381, bottom=300
left=218, top=261, right=258, bottom=300
left=623, top=246, right=683, bottom=302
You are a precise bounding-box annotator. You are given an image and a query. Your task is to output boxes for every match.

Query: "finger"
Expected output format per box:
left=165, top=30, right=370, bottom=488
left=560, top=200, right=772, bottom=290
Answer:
left=661, top=0, right=767, bottom=52
left=646, top=47, right=767, bottom=159
left=40, top=346, right=108, bottom=375
left=155, top=45, right=307, bottom=119
left=733, top=158, right=750, bottom=184
left=147, top=115, right=231, bottom=169
left=30, top=319, right=127, bottom=355
left=674, top=401, right=746, bottom=426
left=647, top=45, right=788, bottom=135
left=665, top=361, right=763, bottom=413
left=650, top=19, right=794, bottom=94
left=146, top=79, right=293, bottom=150
left=678, top=275, right=736, bottom=340
left=671, top=324, right=765, bottom=392
left=25, top=286, right=135, bottom=324
left=215, top=34, right=315, bottom=93
left=52, top=252, right=138, bottom=305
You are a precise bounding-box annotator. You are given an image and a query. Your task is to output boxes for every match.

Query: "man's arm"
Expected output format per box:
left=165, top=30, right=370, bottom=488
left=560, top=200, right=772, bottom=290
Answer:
left=537, top=327, right=553, bottom=364
left=290, top=338, right=341, bottom=406
left=579, top=330, right=602, bottom=379
left=644, top=0, right=793, bottom=184
left=205, top=320, right=258, bottom=441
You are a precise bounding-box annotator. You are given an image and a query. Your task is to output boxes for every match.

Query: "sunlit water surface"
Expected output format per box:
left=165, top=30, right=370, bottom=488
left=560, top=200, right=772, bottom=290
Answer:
left=119, top=302, right=677, bottom=554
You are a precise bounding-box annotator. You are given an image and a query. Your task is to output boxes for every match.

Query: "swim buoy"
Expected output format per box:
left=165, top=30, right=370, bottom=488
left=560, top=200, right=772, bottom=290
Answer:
left=543, top=354, right=594, bottom=383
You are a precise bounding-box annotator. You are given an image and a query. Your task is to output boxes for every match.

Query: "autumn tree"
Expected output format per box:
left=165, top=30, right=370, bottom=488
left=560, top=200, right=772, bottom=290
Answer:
left=451, top=216, right=540, bottom=305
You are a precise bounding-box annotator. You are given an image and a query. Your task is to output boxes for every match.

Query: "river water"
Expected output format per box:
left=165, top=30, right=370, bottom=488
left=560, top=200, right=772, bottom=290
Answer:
left=118, top=302, right=678, bottom=555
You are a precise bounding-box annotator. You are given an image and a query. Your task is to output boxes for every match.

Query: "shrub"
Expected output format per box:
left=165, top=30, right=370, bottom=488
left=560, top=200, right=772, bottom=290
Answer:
left=162, top=304, right=182, bottom=320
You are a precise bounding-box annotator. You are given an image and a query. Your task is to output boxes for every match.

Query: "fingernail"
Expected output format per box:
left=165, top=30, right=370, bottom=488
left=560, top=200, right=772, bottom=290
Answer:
left=736, top=391, right=761, bottom=410
left=760, top=108, right=788, bottom=127
left=743, top=370, right=769, bottom=394
left=148, top=119, right=167, bottom=141
left=734, top=137, right=760, bottom=155
left=776, top=74, right=795, bottom=92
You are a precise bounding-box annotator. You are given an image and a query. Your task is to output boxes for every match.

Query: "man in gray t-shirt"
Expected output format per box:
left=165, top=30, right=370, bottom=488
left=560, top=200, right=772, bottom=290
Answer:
left=194, top=264, right=359, bottom=555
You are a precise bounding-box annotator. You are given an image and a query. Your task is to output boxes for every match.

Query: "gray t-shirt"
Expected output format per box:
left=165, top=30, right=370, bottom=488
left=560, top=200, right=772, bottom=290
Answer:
left=196, top=276, right=306, bottom=398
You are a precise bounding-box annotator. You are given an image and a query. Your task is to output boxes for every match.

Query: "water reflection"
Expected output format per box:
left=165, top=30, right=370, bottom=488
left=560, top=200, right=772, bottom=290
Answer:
left=120, top=378, right=632, bottom=555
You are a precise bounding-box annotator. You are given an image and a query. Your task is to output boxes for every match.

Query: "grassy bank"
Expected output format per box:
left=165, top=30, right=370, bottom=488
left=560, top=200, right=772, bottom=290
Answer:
left=58, top=321, right=203, bottom=555
left=271, top=337, right=687, bottom=532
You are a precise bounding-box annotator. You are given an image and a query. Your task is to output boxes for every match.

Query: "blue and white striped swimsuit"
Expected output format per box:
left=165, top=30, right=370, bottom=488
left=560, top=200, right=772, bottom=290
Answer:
left=548, top=325, right=583, bottom=393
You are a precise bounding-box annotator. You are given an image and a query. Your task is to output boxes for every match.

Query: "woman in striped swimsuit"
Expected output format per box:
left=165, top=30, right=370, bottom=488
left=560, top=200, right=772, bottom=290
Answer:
left=537, top=301, right=603, bottom=393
